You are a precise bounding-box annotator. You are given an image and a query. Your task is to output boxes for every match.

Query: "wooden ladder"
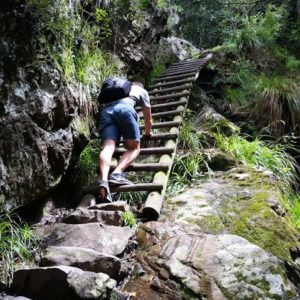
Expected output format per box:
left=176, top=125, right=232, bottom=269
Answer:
left=83, top=53, right=212, bottom=220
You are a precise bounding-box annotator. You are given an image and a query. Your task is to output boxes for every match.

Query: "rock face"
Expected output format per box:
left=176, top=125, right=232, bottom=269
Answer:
left=156, top=36, right=201, bottom=63
left=0, top=2, right=86, bottom=210
left=10, top=266, right=116, bottom=300
left=124, top=222, right=299, bottom=300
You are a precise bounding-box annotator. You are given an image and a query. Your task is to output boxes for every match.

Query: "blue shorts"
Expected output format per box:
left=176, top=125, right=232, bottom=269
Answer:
left=99, top=102, right=140, bottom=144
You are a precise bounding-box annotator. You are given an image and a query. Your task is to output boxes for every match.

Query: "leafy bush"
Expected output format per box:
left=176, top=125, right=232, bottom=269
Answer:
left=0, top=213, right=40, bottom=285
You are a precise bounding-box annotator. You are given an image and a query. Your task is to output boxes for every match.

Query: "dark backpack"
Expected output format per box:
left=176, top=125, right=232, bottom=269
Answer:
left=97, top=77, right=132, bottom=104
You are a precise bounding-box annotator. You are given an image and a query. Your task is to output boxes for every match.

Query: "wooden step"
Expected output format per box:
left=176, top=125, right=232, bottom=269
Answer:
left=140, top=109, right=183, bottom=119
left=167, top=62, right=204, bottom=71
left=150, top=78, right=195, bottom=89
left=171, top=59, right=203, bottom=66
left=110, top=162, right=170, bottom=172
left=82, top=183, right=164, bottom=194
left=150, top=91, right=190, bottom=102
left=149, top=84, right=193, bottom=95
left=141, top=132, right=178, bottom=141
left=153, top=73, right=196, bottom=83
left=139, top=120, right=181, bottom=130
left=136, top=99, right=188, bottom=111
left=158, top=69, right=199, bottom=78
left=114, top=146, right=175, bottom=155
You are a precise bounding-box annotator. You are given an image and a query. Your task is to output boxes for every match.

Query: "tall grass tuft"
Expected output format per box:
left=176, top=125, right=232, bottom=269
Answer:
left=77, top=139, right=101, bottom=185
left=0, top=213, right=40, bottom=285
left=253, top=75, right=300, bottom=137
left=214, top=133, right=299, bottom=188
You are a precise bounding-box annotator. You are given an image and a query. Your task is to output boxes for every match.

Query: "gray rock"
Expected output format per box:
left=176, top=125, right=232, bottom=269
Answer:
left=125, top=222, right=299, bottom=299
left=10, top=266, right=116, bottom=300
left=89, top=201, right=129, bottom=212
left=46, top=223, right=135, bottom=256
left=202, top=148, right=236, bottom=171
left=64, top=207, right=123, bottom=226
left=156, top=36, right=201, bottom=63
left=0, top=296, right=31, bottom=300
left=40, top=246, right=121, bottom=279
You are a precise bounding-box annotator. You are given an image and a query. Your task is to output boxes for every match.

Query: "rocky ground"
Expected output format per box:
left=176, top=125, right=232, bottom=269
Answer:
left=3, top=107, right=300, bottom=300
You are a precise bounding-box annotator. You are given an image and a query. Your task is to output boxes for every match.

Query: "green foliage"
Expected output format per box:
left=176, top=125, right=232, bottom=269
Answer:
left=234, top=6, right=284, bottom=52
left=290, top=194, right=300, bottom=231
left=168, top=119, right=207, bottom=196
left=214, top=133, right=299, bottom=188
left=26, top=0, right=119, bottom=85
left=147, top=63, right=166, bottom=86
left=77, top=139, right=100, bottom=185
left=121, top=211, right=137, bottom=227
left=253, top=75, right=300, bottom=137
left=0, top=213, right=40, bottom=285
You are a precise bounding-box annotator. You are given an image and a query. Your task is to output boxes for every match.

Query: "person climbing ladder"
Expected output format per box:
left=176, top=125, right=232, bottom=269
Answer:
left=98, top=77, right=152, bottom=203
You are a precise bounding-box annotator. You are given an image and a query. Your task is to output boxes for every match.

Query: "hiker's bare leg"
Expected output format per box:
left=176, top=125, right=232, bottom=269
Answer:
left=112, top=140, right=140, bottom=174
left=99, top=139, right=116, bottom=181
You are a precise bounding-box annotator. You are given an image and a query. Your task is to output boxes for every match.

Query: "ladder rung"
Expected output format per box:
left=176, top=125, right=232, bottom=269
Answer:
left=140, top=109, right=182, bottom=119
left=153, top=73, right=196, bottom=83
left=139, top=120, right=181, bottom=130
left=167, top=62, right=204, bottom=71
left=120, top=132, right=178, bottom=142
left=136, top=99, right=188, bottom=111
left=149, top=84, right=193, bottom=95
left=158, top=69, right=199, bottom=78
left=150, top=91, right=190, bottom=102
left=111, top=162, right=170, bottom=172
left=171, top=59, right=203, bottom=66
left=114, top=147, right=175, bottom=155
left=150, top=78, right=195, bottom=89
left=82, top=183, right=164, bottom=193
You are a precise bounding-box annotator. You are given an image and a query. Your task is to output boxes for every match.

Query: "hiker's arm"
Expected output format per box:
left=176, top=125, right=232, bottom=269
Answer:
left=142, top=106, right=153, bottom=136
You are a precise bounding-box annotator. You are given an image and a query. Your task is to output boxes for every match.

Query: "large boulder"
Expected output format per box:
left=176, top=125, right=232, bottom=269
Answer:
left=162, top=166, right=300, bottom=262
left=10, top=266, right=116, bottom=300
left=124, top=222, right=299, bottom=299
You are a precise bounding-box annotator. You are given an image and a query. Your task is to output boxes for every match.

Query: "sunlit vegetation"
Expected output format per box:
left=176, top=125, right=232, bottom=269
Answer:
left=0, top=213, right=40, bottom=285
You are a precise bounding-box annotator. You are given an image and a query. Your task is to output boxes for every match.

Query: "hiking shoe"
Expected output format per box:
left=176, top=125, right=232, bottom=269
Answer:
left=108, top=173, right=133, bottom=186
left=98, top=180, right=112, bottom=203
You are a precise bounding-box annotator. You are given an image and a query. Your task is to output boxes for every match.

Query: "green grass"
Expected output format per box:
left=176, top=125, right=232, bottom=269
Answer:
left=290, top=195, right=300, bottom=231
left=0, top=213, right=40, bottom=285
left=214, top=133, right=299, bottom=188
left=121, top=211, right=137, bottom=227
left=77, top=139, right=100, bottom=185
left=253, top=75, right=300, bottom=137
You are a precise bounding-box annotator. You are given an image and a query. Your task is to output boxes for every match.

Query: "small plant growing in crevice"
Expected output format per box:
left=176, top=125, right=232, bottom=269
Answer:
left=121, top=211, right=137, bottom=227
left=0, top=212, right=40, bottom=285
